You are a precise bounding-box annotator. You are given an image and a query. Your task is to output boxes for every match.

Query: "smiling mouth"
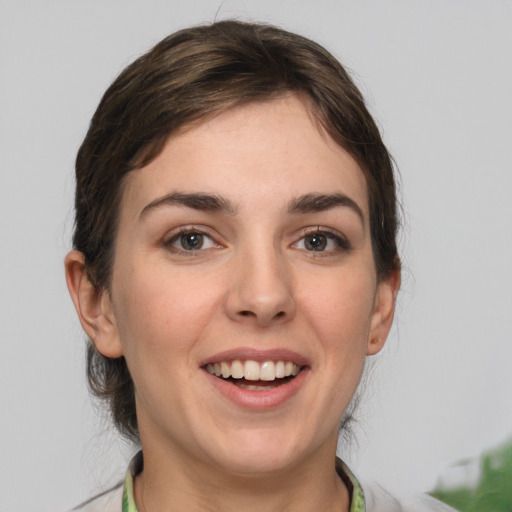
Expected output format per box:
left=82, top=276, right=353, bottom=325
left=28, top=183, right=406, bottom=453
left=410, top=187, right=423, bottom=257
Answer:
left=205, top=360, right=302, bottom=390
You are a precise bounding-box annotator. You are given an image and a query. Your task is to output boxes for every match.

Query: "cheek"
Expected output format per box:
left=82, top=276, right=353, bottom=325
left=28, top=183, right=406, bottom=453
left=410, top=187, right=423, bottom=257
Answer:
left=293, top=270, right=376, bottom=427
left=112, top=265, right=225, bottom=363
left=298, top=268, right=376, bottom=345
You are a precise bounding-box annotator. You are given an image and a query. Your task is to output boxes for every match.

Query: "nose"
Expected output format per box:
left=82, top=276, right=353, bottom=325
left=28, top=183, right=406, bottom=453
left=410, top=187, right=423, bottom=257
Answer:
left=225, top=246, right=296, bottom=327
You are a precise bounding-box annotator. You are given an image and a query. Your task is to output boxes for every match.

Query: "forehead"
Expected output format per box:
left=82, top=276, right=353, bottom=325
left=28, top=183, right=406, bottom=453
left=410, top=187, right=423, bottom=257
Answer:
left=121, top=95, right=369, bottom=218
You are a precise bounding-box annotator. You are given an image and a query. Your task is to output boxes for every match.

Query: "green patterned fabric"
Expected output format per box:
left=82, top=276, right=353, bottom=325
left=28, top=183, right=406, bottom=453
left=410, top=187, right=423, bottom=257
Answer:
left=121, top=452, right=141, bottom=512
left=122, top=464, right=137, bottom=512
left=336, top=458, right=366, bottom=512
left=121, top=452, right=365, bottom=512
left=349, top=475, right=365, bottom=512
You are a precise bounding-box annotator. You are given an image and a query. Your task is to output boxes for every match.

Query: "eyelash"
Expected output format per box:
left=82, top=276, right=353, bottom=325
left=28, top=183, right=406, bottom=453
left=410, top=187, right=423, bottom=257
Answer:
left=293, top=227, right=351, bottom=255
left=164, top=226, right=220, bottom=255
left=163, top=226, right=350, bottom=256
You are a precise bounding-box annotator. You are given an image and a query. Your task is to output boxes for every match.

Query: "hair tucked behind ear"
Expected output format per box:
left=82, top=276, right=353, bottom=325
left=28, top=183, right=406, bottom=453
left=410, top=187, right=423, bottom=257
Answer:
left=74, top=20, right=400, bottom=442
left=86, top=341, right=138, bottom=440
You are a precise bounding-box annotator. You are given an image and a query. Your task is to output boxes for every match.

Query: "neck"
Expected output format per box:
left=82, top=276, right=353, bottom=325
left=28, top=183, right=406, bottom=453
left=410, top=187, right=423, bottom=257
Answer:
left=134, top=442, right=350, bottom=512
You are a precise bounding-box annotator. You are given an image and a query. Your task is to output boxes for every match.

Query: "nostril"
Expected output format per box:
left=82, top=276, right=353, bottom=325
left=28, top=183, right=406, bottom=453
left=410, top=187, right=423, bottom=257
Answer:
left=239, top=310, right=285, bottom=319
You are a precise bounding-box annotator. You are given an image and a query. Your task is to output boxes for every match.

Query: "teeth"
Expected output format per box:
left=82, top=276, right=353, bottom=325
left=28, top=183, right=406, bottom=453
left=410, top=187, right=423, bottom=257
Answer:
left=221, top=361, right=230, bottom=378
left=260, top=361, right=275, bottom=381
left=244, top=360, right=260, bottom=381
left=205, top=360, right=302, bottom=381
left=275, top=360, right=285, bottom=378
left=231, top=360, right=244, bottom=379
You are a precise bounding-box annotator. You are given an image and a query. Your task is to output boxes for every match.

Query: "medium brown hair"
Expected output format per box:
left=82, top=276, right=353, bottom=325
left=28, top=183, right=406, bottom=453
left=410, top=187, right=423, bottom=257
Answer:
left=73, top=20, right=400, bottom=442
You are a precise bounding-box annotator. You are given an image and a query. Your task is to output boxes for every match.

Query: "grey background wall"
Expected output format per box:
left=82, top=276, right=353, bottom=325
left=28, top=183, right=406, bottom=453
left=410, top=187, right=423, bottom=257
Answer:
left=1, top=1, right=511, bottom=510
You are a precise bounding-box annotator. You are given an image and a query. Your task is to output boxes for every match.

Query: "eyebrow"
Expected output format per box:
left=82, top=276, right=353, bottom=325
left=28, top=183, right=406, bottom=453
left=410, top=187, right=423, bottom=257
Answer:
left=139, top=192, right=238, bottom=220
left=139, top=191, right=364, bottom=225
left=287, top=193, right=365, bottom=225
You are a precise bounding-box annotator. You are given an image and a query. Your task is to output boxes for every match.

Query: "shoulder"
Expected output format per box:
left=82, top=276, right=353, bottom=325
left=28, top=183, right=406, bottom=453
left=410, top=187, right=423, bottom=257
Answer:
left=336, top=458, right=456, bottom=512
left=71, top=451, right=141, bottom=512
left=70, top=481, right=123, bottom=512
left=363, top=483, right=459, bottom=512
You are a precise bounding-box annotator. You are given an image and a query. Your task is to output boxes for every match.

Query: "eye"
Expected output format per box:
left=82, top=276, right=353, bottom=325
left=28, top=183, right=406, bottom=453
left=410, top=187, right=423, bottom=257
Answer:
left=294, top=230, right=349, bottom=253
left=303, top=233, right=329, bottom=251
left=166, top=230, right=217, bottom=252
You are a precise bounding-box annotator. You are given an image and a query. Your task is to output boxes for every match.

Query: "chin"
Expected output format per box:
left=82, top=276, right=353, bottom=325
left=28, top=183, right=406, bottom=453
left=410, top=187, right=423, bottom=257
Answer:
left=203, top=427, right=316, bottom=477
left=214, top=450, right=299, bottom=477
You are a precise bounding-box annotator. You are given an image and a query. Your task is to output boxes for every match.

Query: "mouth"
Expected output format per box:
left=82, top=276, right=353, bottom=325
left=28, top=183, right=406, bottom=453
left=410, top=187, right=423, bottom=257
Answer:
left=204, top=360, right=303, bottom=391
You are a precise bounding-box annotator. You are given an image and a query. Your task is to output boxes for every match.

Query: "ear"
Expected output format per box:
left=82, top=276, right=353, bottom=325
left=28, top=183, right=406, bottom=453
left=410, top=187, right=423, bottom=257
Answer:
left=366, top=269, right=401, bottom=356
left=64, top=250, right=123, bottom=358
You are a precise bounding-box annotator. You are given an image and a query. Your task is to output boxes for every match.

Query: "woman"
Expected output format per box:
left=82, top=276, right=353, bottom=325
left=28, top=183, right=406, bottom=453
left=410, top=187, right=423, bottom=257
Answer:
left=65, top=20, right=452, bottom=512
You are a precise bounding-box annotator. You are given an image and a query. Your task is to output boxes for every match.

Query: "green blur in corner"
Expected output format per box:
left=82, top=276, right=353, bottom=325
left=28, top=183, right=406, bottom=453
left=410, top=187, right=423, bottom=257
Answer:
left=431, top=438, right=512, bottom=512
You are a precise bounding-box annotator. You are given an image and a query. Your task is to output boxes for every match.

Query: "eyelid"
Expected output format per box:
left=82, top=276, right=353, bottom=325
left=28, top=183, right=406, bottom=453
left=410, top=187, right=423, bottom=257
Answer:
left=292, top=226, right=351, bottom=252
left=163, top=225, right=224, bottom=254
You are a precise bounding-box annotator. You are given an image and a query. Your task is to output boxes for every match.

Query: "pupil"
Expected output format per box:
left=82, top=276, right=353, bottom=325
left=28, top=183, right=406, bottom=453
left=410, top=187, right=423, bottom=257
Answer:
left=181, top=233, right=203, bottom=250
left=306, top=234, right=326, bottom=251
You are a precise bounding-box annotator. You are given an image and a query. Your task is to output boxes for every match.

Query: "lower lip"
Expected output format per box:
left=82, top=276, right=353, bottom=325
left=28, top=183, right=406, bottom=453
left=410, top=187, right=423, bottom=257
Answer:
left=203, top=369, right=309, bottom=410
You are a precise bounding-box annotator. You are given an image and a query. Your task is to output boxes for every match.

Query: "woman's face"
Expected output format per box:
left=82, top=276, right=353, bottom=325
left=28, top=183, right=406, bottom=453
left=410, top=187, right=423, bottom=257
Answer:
left=95, top=95, right=397, bottom=474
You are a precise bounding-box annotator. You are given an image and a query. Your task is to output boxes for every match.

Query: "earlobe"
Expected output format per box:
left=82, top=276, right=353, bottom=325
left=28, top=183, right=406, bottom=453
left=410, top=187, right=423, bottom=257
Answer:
left=367, top=269, right=401, bottom=356
left=64, top=250, right=124, bottom=358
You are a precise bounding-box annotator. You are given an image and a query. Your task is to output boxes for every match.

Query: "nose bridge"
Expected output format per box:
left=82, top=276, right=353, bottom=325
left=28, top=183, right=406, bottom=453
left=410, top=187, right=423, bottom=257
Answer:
left=226, top=235, right=295, bottom=326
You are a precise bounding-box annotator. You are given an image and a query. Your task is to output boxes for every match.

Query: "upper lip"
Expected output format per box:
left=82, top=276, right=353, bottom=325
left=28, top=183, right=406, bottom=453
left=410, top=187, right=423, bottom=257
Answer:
left=200, top=347, right=310, bottom=367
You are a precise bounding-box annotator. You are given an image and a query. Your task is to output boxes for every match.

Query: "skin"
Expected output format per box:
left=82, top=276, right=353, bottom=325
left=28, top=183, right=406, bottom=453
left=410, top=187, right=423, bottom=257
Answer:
left=66, top=95, right=400, bottom=512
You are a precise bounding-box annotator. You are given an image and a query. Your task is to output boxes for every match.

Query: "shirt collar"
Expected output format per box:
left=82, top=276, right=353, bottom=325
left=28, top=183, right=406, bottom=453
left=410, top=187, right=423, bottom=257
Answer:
left=336, top=457, right=366, bottom=512
left=122, top=451, right=365, bottom=512
left=122, top=451, right=142, bottom=512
